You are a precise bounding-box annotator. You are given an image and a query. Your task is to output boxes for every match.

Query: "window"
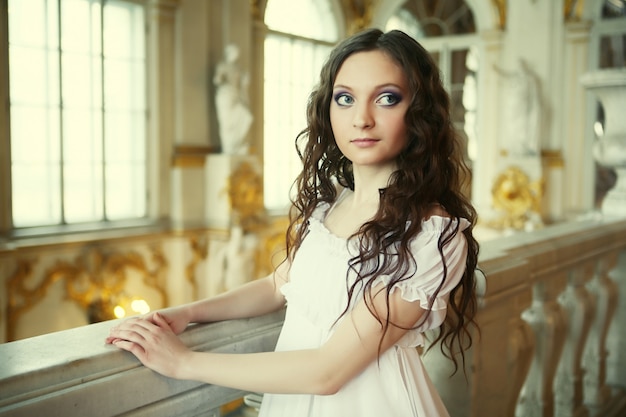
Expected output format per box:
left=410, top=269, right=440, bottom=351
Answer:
left=263, top=0, right=340, bottom=212
left=596, top=0, right=625, bottom=70
left=589, top=0, right=626, bottom=141
left=8, top=0, right=147, bottom=229
left=589, top=0, right=625, bottom=205
left=385, top=0, right=477, bottom=165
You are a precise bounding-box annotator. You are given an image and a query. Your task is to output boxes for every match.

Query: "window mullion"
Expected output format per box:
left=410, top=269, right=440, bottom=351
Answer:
left=100, top=0, right=107, bottom=220
left=440, top=43, right=451, bottom=92
left=57, top=0, right=67, bottom=225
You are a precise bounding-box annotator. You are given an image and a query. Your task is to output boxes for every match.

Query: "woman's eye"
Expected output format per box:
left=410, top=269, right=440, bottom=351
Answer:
left=377, top=93, right=401, bottom=106
left=334, top=93, right=354, bottom=106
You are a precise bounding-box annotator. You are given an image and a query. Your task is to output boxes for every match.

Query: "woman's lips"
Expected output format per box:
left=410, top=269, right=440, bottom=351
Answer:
left=351, top=138, right=379, bottom=147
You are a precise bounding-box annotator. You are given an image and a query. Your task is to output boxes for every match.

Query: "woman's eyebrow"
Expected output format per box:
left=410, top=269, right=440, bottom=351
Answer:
left=333, top=83, right=403, bottom=90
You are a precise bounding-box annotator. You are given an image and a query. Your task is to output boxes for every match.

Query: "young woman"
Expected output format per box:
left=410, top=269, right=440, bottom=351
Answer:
left=107, top=28, right=480, bottom=417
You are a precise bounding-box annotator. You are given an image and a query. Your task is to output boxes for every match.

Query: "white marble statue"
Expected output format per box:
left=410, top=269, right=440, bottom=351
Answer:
left=495, top=59, right=542, bottom=157
left=214, top=44, right=253, bottom=155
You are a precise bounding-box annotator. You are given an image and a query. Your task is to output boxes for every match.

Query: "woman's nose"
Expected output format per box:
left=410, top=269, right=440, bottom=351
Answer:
left=353, top=104, right=374, bottom=129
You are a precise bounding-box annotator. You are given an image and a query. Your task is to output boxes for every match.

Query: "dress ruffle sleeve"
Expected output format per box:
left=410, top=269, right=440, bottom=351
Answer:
left=373, top=216, right=470, bottom=343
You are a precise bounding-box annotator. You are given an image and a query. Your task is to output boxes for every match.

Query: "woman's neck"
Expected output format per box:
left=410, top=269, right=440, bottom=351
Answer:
left=350, top=163, right=395, bottom=205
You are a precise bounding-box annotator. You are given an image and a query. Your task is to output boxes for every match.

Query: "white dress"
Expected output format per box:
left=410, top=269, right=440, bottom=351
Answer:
left=258, top=202, right=470, bottom=417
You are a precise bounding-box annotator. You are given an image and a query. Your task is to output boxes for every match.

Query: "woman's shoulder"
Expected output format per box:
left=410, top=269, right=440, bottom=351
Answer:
left=420, top=215, right=471, bottom=233
left=419, top=204, right=471, bottom=233
left=425, top=203, right=448, bottom=219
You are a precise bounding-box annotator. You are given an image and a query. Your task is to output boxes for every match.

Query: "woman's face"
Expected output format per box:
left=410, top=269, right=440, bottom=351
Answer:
left=330, top=50, right=410, bottom=170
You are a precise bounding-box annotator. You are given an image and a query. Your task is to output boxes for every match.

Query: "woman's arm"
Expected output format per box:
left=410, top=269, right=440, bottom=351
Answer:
left=180, top=260, right=289, bottom=323
left=109, top=282, right=425, bottom=396
left=107, top=261, right=289, bottom=342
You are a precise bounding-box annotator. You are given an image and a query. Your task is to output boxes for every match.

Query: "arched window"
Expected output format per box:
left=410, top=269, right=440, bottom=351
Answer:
left=263, top=0, right=341, bottom=211
left=385, top=0, right=478, bottom=171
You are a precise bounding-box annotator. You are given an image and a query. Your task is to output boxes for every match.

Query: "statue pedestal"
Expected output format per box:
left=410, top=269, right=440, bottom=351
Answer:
left=204, top=153, right=264, bottom=296
left=205, top=154, right=260, bottom=229
left=581, top=69, right=626, bottom=218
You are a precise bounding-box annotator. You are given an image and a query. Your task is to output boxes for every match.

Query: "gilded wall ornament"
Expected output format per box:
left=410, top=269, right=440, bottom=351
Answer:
left=187, top=235, right=209, bottom=300
left=564, top=0, right=584, bottom=21
left=346, top=0, right=374, bottom=34
left=6, top=245, right=168, bottom=341
left=488, top=166, right=544, bottom=231
left=226, top=161, right=266, bottom=232
left=491, top=0, right=506, bottom=29
left=255, top=216, right=289, bottom=278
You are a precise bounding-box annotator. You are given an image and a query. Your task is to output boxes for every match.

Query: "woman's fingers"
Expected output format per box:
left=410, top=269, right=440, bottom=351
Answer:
left=105, top=336, right=121, bottom=344
left=112, top=338, right=146, bottom=357
left=106, top=316, right=189, bottom=378
left=105, top=316, right=188, bottom=378
left=153, top=312, right=173, bottom=331
left=108, top=318, right=157, bottom=345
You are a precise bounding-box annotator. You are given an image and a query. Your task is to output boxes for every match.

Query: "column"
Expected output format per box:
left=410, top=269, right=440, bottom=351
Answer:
left=561, top=21, right=594, bottom=217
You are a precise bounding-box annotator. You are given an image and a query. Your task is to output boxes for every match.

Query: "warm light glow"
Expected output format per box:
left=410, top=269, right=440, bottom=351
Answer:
left=114, top=306, right=126, bottom=318
left=131, top=298, right=150, bottom=315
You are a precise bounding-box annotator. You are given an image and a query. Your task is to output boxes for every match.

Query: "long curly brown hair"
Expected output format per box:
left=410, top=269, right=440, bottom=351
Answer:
left=284, top=28, right=479, bottom=374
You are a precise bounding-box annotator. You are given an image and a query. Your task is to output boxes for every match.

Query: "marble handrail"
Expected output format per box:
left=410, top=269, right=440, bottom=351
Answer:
left=0, top=309, right=285, bottom=417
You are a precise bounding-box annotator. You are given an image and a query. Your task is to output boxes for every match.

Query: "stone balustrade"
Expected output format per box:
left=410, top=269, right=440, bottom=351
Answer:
left=428, top=216, right=626, bottom=417
left=1, top=217, right=626, bottom=417
left=0, top=310, right=284, bottom=416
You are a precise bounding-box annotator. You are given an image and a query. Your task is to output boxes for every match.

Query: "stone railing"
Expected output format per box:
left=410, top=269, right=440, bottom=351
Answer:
left=0, top=310, right=284, bottom=417
left=428, top=216, right=626, bottom=417
left=1, top=217, right=626, bottom=417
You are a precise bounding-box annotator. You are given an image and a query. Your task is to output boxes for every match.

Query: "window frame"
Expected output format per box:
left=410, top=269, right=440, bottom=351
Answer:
left=261, top=0, right=344, bottom=213
left=0, top=0, right=173, bottom=241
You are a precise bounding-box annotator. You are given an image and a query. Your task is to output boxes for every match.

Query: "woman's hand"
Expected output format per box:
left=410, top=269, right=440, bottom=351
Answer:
left=143, top=306, right=191, bottom=335
left=105, top=305, right=190, bottom=345
left=106, top=312, right=191, bottom=379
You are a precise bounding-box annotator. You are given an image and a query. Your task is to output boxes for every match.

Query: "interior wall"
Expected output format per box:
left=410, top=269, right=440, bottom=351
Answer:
left=0, top=0, right=613, bottom=341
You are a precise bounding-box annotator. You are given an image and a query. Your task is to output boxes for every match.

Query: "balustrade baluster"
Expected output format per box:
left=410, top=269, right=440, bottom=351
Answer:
left=582, top=254, right=618, bottom=415
left=606, top=250, right=626, bottom=398
left=516, top=276, right=568, bottom=417
left=507, top=314, right=536, bottom=416
left=554, top=265, right=595, bottom=417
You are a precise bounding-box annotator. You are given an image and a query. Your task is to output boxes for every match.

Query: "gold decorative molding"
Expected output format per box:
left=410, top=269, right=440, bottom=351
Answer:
left=6, top=245, right=168, bottom=341
left=346, top=0, right=375, bottom=35
left=186, top=235, right=208, bottom=300
left=491, top=0, right=506, bottom=29
left=541, top=149, right=565, bottom=169
left=172, top=145, right=217, bottom=168
left=250, top=0, right=264, bottom=20
left=150, top=0, right=181, bottom=22
left=564, top=0, right=585, bottom=21
left=488, top=166, right=544, bottom=231
left=255, top=216, right=289, bottom=278
left=227, top=161, right=266, bottom=232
